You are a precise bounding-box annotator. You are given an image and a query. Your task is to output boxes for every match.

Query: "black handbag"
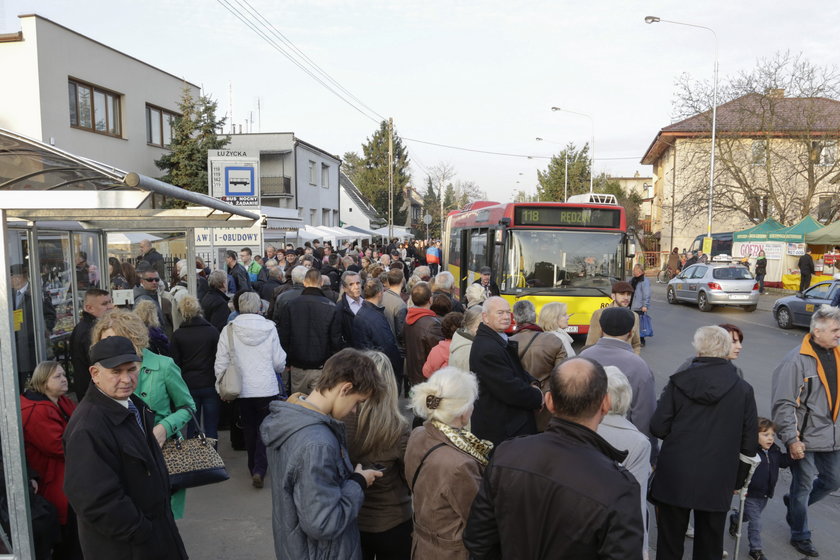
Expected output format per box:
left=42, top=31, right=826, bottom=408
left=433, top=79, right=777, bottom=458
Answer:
left=161, top=408, right=230, bottom=491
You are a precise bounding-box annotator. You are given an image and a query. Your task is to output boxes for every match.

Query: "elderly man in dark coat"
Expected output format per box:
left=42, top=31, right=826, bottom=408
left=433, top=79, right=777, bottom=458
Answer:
left=649, top=325, right=758, bottom=560
left=469, top=296, right=543, bottom=446
left=63, top=336, right=187, bottom=560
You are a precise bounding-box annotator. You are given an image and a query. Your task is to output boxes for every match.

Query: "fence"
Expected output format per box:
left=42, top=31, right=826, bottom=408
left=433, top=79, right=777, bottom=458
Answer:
left=637, top=251, right=671, bottom=274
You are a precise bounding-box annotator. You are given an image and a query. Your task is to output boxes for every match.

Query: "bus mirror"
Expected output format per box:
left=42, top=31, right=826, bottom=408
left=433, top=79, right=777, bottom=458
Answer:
left=494, top=230, right=503, bottom=245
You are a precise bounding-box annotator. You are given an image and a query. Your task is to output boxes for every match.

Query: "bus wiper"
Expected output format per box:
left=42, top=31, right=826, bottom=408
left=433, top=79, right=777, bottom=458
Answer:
left=514, top=286, right=612, bottom=298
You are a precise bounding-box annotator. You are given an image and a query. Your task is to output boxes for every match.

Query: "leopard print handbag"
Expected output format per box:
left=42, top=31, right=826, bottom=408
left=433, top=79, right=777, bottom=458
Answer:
left=162, top=408, right=230, bottom=491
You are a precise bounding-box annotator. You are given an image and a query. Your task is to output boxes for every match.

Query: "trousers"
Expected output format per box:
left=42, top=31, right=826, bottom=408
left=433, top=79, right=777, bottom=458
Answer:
left=655, top=503, right=725, bottom=560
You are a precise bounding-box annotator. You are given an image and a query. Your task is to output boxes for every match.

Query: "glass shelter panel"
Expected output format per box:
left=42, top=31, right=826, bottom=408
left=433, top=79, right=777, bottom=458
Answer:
left=38, top=232, right=74, bottom=377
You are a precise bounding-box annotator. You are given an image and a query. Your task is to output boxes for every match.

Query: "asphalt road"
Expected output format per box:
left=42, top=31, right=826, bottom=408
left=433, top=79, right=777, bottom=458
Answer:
left=177, top=284, right=838, bottom=559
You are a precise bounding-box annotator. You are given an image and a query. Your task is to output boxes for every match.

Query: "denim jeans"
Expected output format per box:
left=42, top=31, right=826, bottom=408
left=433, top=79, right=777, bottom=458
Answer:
left=187, top=387, right=221, bottom=440
left=788, top=449, right=840, bottom=541
left=734, top=496, right=767, bottom=551
left=756, top=273, right=766, bottom=293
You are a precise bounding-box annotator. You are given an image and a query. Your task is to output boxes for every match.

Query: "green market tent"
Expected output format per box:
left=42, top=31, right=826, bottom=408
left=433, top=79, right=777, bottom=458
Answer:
left=733, top=218, right=785, bottom=242
left=806, top=219, right=840, bottom=245
left=766, top=216, right=824, bottom=243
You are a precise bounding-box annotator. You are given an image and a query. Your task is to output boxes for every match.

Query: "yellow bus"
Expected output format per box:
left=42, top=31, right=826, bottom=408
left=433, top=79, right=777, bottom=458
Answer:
left=442, top=196, right=635, bottom=335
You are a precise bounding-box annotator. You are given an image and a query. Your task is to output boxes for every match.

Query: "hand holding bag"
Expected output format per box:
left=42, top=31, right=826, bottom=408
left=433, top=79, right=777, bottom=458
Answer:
left=639, top=312, right=654, bottom=338
left=161, top=408, right=229, bottom=491
left=217, top=326, right=242, bottom=401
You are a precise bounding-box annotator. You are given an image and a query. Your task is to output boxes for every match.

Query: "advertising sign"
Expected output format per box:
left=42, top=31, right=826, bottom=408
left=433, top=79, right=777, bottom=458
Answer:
left=737, top=242, right=782, bottom=260
left=787, top=243, right=806, bottom=256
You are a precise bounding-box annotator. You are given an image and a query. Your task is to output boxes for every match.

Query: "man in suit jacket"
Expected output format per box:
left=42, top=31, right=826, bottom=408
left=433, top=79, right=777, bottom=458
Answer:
left=10, top=264, right=56, bottom=392
left=468, top=296, right=543, bottom=446
left=63, top=336, right=187, bottom=559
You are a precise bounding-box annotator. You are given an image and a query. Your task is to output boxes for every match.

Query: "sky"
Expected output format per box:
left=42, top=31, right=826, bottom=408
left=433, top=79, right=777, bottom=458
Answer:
left=2, top=0, right=839, bottom=203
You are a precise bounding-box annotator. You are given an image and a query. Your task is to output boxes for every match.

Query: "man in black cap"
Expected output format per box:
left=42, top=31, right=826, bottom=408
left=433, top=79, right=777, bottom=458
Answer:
left=585, top=281, right=642, bottom=354
left=580, top=307, right=657, bottom=458
left=473, top=266, right=500, bottom=298
left=63, top=336, right=187, bottom=560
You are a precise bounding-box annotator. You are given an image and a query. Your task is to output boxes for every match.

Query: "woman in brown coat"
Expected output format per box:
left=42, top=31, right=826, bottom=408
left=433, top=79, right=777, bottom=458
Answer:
left=405, top=367, right=492, bottom=560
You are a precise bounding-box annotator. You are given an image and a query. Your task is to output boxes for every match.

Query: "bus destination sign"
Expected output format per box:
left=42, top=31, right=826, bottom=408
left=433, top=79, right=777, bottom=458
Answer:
left=514, top=206, right=621, bottom=229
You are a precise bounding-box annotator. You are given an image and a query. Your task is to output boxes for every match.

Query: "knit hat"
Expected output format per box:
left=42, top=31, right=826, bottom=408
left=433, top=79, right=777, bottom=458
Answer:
left=599, top=307, right=635, bottom=337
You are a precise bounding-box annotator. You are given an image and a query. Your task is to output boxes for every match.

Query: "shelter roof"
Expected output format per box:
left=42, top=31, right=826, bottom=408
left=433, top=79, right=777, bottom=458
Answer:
left=0, top=128, right=258, bottom=229
left=767, top=215, right=823, bottom=242
left=733, top=218, right=785, bottom=242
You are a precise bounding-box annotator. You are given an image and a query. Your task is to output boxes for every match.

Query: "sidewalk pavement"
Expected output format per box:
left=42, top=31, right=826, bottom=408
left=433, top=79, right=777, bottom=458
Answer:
left=176, top=435, right=275, bottom=560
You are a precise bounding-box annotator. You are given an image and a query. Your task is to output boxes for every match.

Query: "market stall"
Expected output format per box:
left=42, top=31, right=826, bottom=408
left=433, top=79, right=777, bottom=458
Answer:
left=762, top=216, right=827, bottom=290
left=732, top=219, right=786, bottom=286
left=805, top=219, right=840, bottom=278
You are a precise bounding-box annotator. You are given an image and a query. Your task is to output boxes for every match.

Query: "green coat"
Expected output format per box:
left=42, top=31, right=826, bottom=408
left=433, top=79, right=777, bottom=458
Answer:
left=136, top=348, right=196, bottom=519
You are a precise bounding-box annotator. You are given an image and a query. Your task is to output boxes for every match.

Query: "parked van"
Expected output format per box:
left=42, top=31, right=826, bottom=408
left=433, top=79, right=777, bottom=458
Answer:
left=689, top=232, right=733, bottom=258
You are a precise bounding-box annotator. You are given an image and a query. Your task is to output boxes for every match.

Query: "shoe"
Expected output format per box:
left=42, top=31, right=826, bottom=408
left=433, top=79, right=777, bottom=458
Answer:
left=748, top=550, right=766, bottom=560
left=790, top=539, right=819, bottom=557
left=252, top=474, right=264, bottom=488
left=728, top=511, right=739, bottom=538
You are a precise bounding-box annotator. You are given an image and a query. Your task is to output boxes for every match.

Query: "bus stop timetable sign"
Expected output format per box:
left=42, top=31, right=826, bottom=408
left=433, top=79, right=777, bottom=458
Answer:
left=208, top=150, right=260, bottom=208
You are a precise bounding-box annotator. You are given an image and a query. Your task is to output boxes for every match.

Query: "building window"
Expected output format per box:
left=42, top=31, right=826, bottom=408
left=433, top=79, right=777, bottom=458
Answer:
left=68, top=79, right=121, bottom=136
left=751, top=140, right=767, bottom=165
left=814, top=141, right=837, bottom=166
left=309, top=161, right=317, bottom=185
left=322, top=209, right=331, bottom=226
left=748, top=194, right=768, bottom=222
left=321, top=164, right=330, bottom=188
left=146, top=105, right=178, bottom=147
left=818, top=196, right=837, bottom=222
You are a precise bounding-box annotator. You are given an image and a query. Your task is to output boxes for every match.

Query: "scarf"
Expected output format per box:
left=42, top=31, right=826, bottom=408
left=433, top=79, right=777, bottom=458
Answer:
left=432, top=420, right=494, bottom=466
left=630, top=274, right=643, bottom=306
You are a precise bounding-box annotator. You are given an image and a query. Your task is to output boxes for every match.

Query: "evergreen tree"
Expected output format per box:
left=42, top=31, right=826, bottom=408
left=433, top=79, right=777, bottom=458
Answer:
left=536, top=143, right=591, bottom=201
left=353, top=121, right=410, bottom=225
left=422, top=177, right=441, bottom=238
left=155, top=87, right=228, bottom=208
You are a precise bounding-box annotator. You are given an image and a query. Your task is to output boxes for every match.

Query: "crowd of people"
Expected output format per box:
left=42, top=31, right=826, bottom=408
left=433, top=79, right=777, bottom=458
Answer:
left=13, top=236, right=840, bottom=560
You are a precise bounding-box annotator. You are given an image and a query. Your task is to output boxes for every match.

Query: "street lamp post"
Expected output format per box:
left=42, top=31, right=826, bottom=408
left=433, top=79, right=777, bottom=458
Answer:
left=551, top=107, right=594, bottom=193
left=645, top=15, right=719, bottom=248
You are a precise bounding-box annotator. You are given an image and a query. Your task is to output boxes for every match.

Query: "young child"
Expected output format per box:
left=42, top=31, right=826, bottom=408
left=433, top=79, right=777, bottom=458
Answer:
left=729, top=417, right=793, bottom=560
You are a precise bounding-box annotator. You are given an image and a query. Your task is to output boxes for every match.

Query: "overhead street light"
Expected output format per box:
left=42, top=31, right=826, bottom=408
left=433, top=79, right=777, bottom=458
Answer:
left=550, top=107, right=594, bottom=193
left=645, top=15, right=719, bottom=247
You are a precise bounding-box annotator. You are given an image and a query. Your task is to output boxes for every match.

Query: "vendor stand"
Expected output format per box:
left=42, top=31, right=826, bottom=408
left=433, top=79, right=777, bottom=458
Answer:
left=732, top=219, right=785, bottom=287
left=762, top=216, right=827, bottom=290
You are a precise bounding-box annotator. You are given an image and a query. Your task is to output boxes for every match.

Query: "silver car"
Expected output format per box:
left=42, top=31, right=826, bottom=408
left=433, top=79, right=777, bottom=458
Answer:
left=666, top=263, right=759, bottom=312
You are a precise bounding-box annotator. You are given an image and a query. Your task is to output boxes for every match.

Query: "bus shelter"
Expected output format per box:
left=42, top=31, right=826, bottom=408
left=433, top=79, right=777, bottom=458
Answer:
left=0, top=128, right=258, bottom=559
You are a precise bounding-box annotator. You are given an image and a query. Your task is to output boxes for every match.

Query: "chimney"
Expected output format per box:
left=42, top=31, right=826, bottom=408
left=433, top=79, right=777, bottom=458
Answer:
left=766, top=88, right=785, bottom=98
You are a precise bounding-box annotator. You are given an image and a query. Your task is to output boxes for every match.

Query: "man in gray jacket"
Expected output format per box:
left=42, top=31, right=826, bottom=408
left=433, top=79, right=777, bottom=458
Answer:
left=580, top=307, right=657, bottom=459
left=772, top=304, right=840, bottom=558
left=260, top=348, right=383, bottom=560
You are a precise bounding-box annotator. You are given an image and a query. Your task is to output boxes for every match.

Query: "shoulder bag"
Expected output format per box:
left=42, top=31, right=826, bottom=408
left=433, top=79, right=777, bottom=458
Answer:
left=217, top=326, right=242, bottom=400
left=162, top=407, right=230, bottom=490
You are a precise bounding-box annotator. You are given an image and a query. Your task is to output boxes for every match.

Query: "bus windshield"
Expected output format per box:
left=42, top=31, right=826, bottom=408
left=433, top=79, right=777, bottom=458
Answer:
left=504, top=230, right=624, bottom=293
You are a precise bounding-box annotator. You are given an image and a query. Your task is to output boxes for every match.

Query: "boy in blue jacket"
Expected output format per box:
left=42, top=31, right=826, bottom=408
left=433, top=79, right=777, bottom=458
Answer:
left=729, top=417, right=793, bottom=560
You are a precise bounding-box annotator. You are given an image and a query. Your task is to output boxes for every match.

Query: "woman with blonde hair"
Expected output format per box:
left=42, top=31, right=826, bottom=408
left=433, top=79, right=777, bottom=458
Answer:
left=20, top=360, right=81, bottom=557
left=405, top=367, right=491, bottom=560
left=134, top=299, right=171, bottom=357
left=171, top=294, right=221, bottom=440
left=346, top=351, right=412, bottom=560
left=91, top=309, right=195, bottom=518
left=539, top=301, right=576, bottom=359
left=464, top=283, right=486, bottom=309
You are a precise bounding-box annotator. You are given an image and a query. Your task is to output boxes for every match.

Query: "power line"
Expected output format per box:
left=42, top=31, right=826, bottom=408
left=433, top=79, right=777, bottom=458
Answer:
left=230, top=0, right=387, bottom=122
left=403, top=137, right=551, bottom=159
left=216, top=0, right=381, bottom=124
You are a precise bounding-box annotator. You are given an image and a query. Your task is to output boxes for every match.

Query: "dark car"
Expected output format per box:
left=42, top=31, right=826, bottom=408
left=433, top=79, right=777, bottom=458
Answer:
left=773, top=280, right=840, bottom=329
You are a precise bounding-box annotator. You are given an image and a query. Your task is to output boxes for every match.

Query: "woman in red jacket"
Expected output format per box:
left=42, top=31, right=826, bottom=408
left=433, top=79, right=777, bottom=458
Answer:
left=20, top=360, right=80, bottom=559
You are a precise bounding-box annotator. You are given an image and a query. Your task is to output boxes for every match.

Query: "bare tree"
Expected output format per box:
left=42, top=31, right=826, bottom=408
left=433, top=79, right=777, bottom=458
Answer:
left=670, top=51, right=840, bottom=227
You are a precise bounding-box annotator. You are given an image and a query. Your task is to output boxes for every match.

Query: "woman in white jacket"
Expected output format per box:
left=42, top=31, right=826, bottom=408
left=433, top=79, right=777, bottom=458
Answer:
left=215, top=291, right=286, bottom=488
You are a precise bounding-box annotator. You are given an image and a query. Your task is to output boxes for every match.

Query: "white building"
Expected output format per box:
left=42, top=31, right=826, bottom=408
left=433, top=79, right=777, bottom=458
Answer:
left=225, top=133, right=340, bottom=227
left=339, top=172, right=384, bottom=231
left=0, top=14, right=199, bottom=178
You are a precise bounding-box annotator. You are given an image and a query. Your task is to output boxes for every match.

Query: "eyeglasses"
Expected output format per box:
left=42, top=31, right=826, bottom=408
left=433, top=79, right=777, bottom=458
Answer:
left=143, top=277, right=161, bottom=283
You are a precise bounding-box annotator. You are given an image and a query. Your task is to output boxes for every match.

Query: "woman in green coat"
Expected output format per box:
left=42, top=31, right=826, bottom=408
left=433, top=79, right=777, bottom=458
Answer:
left=91, top=308, right=196, bottom=519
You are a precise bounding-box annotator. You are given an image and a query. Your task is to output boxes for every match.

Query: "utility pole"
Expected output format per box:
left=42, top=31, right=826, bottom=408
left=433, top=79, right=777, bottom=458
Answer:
left=388, top=118, right=394, bottom=239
